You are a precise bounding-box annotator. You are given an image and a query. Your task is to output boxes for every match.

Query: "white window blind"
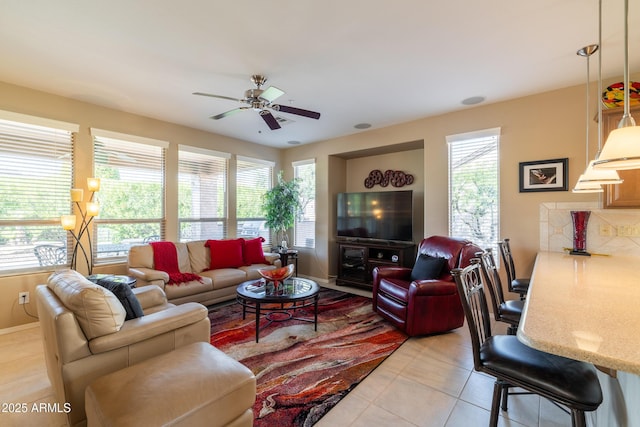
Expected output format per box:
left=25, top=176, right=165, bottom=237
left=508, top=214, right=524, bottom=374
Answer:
left=448, top=128, right=500, bottom=253
left=0, top=114, right=76, bottom=272
left=236, top=156, right=273, bottom=244
left=294, top=159, right=315, bottom=248
left=92, top=130, right=166, bottom=261
left=178, top=146, right=229, bottom=241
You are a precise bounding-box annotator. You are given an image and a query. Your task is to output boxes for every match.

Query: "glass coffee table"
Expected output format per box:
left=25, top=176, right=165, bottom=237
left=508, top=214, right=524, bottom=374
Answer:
left=236, top=277, right=319, bottom=342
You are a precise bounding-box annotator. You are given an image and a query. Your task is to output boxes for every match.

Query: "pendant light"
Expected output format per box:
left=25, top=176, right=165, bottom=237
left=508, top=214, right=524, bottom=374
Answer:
left=573, top=44, right=604, bottom=193
left=593, top=0, right=640, bottom=170
left=577, top=0, right=623, bottom=185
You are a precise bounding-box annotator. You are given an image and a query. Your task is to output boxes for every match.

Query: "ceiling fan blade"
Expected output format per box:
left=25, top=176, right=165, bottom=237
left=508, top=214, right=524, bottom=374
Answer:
left=260, top=111, right=281, bottom=130
left=193, top=92, right=242, bottom=102
left=259, top=86, right=284, bottom=103
left=274, top=105, right=321, bottom=120
left=210, top=107, right=248, bottom=120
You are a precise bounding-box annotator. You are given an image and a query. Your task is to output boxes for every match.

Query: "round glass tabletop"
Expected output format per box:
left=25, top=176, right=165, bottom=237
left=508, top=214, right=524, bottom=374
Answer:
left=237, top=277, right=319, bottom=302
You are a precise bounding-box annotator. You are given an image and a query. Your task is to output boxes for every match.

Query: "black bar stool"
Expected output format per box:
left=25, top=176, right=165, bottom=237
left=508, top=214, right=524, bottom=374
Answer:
left=451, top=263, right=602, bottom=427
left=475, top=251, right=523, bottom=335
left=498, top=238, right=529, bottom=300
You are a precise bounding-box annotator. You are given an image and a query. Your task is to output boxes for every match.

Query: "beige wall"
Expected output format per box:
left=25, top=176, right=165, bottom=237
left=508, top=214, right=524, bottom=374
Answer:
left=4, top=72, right=640, bottom=329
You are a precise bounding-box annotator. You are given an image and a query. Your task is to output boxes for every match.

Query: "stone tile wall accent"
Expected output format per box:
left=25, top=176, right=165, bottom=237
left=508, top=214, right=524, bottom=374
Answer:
left=540, top=202, right=640, bottom=257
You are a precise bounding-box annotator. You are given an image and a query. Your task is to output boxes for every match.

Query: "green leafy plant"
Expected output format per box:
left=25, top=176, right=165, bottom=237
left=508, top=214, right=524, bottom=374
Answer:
left=262, top=171, right=302, bottom=247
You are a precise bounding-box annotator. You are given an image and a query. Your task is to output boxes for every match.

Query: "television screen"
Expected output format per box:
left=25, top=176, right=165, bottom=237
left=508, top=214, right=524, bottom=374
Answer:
left=336, top=190, right=413, bottom=243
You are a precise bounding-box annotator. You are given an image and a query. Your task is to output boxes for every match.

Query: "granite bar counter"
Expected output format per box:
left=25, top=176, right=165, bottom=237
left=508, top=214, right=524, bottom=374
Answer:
left=517, top=250, right=640, bottom=375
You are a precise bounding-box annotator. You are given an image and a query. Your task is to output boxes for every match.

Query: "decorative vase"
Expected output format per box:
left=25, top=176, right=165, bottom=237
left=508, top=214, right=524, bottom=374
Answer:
left=570, top=211, right=591, bottom=256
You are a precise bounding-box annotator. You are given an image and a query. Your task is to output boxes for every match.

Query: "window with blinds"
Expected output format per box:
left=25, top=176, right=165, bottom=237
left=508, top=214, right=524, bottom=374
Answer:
left=0, top=112, right=77, bottom=272
left=294, top=159, right=315, bottom=248
left=448, top=128, right=500, bottom=253
left=92, top=129, right=167, bottom=262
left=178, top=146, right=229, bottom=241
left=236, top=156, right=273, bottom=244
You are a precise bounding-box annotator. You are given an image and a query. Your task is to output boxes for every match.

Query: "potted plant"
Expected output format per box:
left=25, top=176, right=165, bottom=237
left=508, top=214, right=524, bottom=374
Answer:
left=262, top=171, right=301, bottom=250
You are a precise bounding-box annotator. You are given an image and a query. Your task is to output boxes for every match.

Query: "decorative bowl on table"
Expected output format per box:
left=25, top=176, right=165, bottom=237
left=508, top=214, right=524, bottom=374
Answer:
left=258, top=264, right=295, bottom=295
left=258, top=264, right=294, bottom=283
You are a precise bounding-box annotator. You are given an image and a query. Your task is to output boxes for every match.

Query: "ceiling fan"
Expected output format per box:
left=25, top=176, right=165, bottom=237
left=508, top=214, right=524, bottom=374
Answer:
left=193, top=74, right=321, bottom=130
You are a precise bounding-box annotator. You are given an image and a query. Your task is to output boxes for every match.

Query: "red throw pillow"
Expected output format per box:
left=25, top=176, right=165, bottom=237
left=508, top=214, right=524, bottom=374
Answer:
left=205, top=239, right=245, bottom=269
left=243, top=237, right=267, bottom=265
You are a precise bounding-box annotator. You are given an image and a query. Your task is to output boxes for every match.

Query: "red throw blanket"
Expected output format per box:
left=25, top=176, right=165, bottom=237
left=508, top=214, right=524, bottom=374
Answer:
left=150, top=241, right=202, bottom=285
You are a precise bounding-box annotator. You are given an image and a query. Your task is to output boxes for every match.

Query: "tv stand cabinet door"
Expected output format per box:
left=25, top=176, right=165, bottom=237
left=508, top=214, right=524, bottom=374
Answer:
left=337, top=244, right=368, bottom=288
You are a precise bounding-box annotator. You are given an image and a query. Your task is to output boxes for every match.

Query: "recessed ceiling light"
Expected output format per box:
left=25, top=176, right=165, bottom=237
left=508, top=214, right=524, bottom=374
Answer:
left=354, top=123, right=372, bottom=129
left=287, top=140, right=301, bottom=145
left=461, top=96, right=485, bottom=105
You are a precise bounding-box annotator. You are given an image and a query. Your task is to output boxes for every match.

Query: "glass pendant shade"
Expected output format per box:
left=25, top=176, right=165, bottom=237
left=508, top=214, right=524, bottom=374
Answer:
left=593, top=0, right=640, bottom=170
left=572, top=176, right=603, bottom=193
left=593, top=126, right=640, bottom=169
left=578, top=159, right=623, bottom=184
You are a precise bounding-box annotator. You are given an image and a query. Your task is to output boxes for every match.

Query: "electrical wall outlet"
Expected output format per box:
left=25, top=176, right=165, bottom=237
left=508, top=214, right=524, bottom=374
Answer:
left=19, top=291, right=29, bottom=305
left=618, top=225, right=633, bottom=237
left=599, top=224, right=613, bottom=236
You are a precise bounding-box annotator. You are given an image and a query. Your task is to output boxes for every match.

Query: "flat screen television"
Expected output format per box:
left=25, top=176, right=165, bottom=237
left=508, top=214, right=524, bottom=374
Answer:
left=336, top=190, right=413, bottom=243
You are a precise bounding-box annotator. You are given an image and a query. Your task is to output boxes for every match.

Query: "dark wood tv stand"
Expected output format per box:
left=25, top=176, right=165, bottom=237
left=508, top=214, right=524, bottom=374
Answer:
left=336, top=240, right=416, bottom=290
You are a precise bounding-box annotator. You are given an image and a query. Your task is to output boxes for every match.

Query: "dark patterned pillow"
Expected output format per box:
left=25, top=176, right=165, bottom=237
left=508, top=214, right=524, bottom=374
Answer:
left=410, top=254, right=447, bottom=281
left=97, top=278, right=144, bottom=320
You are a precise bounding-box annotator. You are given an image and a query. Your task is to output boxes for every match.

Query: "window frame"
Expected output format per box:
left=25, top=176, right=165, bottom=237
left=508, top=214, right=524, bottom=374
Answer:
left=0, top=110, right=77, bottom=274
left=447, top=127, right=500, bottom=255
left=235, top=156, right=274, bottom=244
left=177, top=145, right=230, bottom=242
left=91, top=128, right=168, bottom=264
left=293, top=159, right=316, bottom=249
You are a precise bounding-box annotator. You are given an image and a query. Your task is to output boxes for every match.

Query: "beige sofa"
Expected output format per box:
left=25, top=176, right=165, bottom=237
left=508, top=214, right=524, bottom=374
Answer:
left=36, top=269, right=211, bottom=427
left=127, top=239, right=281, bottom=306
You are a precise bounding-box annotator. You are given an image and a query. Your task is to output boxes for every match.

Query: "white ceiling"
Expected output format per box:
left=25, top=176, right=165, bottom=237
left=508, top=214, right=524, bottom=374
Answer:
left=1, top=1, right=639, bottom=148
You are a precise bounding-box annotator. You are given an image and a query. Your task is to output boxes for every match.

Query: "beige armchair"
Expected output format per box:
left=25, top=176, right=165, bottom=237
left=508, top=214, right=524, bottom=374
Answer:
left=36, top=269, right=211, bottom=427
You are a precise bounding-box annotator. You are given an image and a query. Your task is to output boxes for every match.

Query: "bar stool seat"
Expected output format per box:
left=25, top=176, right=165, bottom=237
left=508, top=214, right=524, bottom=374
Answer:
left=481, top=335, right=603, bottom=412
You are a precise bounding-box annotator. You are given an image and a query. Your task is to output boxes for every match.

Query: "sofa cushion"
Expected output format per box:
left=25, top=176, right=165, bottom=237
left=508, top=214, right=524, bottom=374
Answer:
left=200, top=268, right=247, bottom=290
left=163, top=277, right=214, bottom=300
left=243, top=237, right=267, bottom=265
left=410, top=254, right=447, bottom=281
left=47, top=269, right=126, bottom=340
left=205, top=239, right=245, bottom=269
left=96, top=279, right=144, bottom=321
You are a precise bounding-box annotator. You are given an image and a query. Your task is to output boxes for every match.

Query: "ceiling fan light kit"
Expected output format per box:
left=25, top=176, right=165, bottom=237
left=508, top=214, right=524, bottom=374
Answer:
left=193, top=74, right=321, bottom=131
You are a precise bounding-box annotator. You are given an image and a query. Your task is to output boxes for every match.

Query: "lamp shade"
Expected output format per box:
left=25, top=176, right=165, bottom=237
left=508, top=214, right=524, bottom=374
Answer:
left=61, top=215, right=77, bottom=230
left=87, top=177, right=101, bottom=192
left=593, top=126, right=640, bottom=170
left=70, top=188, right=84, bottom=202
left=572, top=175, right=603, bottom=193
left=579, top=160, right=623, bottom=184
left=86, top=202, right=100, bottom=217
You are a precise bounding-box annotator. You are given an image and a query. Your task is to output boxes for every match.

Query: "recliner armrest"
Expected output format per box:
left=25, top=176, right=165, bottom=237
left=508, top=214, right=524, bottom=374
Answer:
left=88, top=303, right=209, bottom=354
left=128, top=267, right=169, bottom=283
left=373, top=266, right=412, bottom=281
left=409, top=279, right=458, bottom=297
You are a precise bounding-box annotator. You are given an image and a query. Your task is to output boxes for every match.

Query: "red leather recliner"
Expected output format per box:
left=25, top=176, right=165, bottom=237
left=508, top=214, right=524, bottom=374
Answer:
left=372, top=235, right=483, bottom=336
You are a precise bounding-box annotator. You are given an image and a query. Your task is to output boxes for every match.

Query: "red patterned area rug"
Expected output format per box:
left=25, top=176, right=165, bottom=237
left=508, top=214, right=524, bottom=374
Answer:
left=209, top=288, right=408, bottom=426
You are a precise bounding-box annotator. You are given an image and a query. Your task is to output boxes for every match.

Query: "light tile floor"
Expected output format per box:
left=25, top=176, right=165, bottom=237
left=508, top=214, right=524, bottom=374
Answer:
left=0, top=291, right=572, bottom=427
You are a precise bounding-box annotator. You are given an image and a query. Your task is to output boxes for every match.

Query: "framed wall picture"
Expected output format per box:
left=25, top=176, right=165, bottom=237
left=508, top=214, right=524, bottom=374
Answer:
left=519, top=158, right=568, bottom=192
